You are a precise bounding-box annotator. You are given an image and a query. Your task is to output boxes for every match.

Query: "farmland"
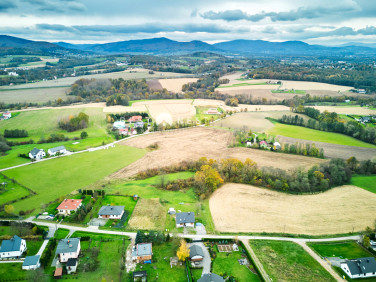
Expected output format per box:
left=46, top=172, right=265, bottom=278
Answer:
left=312, top=106, right=376, bottom=115
left=3, top=145, right=145, bottom=214
left=158, top=77, right=198, bottom=92
left=0, top=86, right=69, bottom=103
left=351, top=175, right=376, bottom=193
left=250, top=240, right=335, bottom=281
left=0, top=174, right=30, bottom=206
left=209, top=184, right=376, bottom=235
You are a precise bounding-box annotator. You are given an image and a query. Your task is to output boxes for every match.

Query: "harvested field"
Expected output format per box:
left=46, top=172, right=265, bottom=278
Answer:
left=0, top=87, right=69, bottom=103
left=210, top=184, right=376, bottom=235
left=103, top=104, right=147, bottom=113
left=147, top=79, right=163, bottom=91
left=128, top=198, right=166, bottom=230
left=113, top=127, right=326, bottom=179
left=281, top=80, right=353, bottom=91
left=312, top=106, right=376, bottom=115
left=159, top=78, right=198, bottom=92
left=193, top=99, right=290, bottom=112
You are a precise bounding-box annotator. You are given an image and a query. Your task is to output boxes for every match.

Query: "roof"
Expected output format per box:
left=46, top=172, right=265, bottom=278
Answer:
left=198, top=273, right=225, bottom=282
left=133, top=271, right=147, bottom=278
left=0, top=235, right=23, bottom=252
left=23, top=255, right=40, bottom=267
left=129, top=115, right=142, bottom=122
left=132, top=243, right=152, bottom=257
left=189, top=245, right=204, bottom=258
left=29, top=147, right=42, bottom=157
left=54, top=268, right=63, bottom=277
left=98, top=205, right=124, bottom=216
left=56, top=238, right=80, bottom=254
left=260, top=141, right=268, bottom=145
left=176, top=212, right=195, bottom=224
left=343, top=257, right=376, bottom=276
left=49, top=146, right=66, bottom=153
left=57, top=199, right=82, bottom=211
left=67, top=258, right=77, bottom=267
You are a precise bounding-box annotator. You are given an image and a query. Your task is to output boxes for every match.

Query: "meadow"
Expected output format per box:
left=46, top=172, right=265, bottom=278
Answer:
left=0, top=86, right=69, bottom=103
left=351, top=175, right=376, bottom=193
left=3, top=144, right=145, bottom=214
left=307, top=241, right=373, bottom=259
left=0, top=174, right=30, bottom=206
left=250, top=240, right=335, bottom=281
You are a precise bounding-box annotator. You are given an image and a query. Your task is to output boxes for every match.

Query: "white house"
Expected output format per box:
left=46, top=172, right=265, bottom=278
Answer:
left=341, top=257, right=376, bottom=279
left=48, top=146, right=66, bottom=156
left=98, top=205, right=124, bottom=219
left=29, top=148, right=46, bottom=160
left=67, top=258, right=78, bottom=274
left=175, top=212, right=195, bottom=228
left=2, top=111, right=11, bottom=119
left=113, top=121, right=126, bottom=129
left=0, top=235, right=26, bottom=259
left=56, top=199, right=83, bottom=215
left=22, top=255, right=40, bottom=270
left=56, top=238, right=81, bottom=263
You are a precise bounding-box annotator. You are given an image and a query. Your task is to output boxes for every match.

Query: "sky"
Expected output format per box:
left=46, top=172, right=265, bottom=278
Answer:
left=1, top=0, right=376, bottom=45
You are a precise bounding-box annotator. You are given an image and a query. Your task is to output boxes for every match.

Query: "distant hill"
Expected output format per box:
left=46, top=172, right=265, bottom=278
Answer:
left=0, top=35, right=65, bottom=52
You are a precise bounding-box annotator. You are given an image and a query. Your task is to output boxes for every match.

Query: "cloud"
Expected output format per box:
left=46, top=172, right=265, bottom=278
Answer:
left=20, top=0, right=85, bottom=13
left=201, top=9, right=265, bottom=22
left=0, top=0, right=17, bottom=12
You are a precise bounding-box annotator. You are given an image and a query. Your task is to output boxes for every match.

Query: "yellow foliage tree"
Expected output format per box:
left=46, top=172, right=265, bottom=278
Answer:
left=4, top=205, right=14, bottom=214
left=177, top=239, right=190, bottom=262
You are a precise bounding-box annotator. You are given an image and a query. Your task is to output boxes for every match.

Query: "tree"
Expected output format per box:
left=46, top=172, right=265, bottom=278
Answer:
left=363, top=235, right=371, bottom=248
left=177, top=239, right=190, bottom=261
left=194, top=165, right=224, bottom=194
left=4, top=204, right=14, bottom=214
left=0, top=141, right=10, bottom=154
left=80, top=131, right=88, bottom=139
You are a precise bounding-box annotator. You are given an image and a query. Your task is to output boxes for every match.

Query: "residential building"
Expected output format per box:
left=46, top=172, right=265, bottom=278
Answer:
left=113, top=121, right=126, bottom=129
left=129, top=116, right=143, bottom=123
left=134, top=121, right=144, bottom=128
left=189, top=245, right=204, bottom=264
left=175, top=212, right=195, bottom=228
left=48, top=146, right=67, bottom=156
left=22, top=255, right=40, bottom=270
left=56, top=199, right=83, bottom=215
left=2, top=111, right=11, bottom=119
left=341, top=257, right=376, bottom=279
left=98, top=205, right=124, bottom=219
left=56, top=238, right=81, bottom=263
left=133, top=271, right=147, bottom=282
left=119, top=128, right=129, bottom=136
left=29, top=148, right=46, bottom=160
left=0, top=235, right=26, bottom=259
left=198, top=273, right=225, bottom=282
left=132, top=243, right=152, bottom=263
left=67, top=258, right=78, bottom=274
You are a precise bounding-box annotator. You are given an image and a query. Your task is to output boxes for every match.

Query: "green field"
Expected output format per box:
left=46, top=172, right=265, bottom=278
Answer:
left=351, top=175, right=376, bottom=193
left=307, top=241, right=373, bottom=259
left=195, top=106, right=223, bottom=124
left=0, top=263, right=26, bottom=281
left=272, top=89, right=306, bottom=94
left=267, top=122, right=376, bottom=148
left=0, top=174, right=30, bottom=206
left=250, top=240, right=335, bottom=281
left=3, top=145, right=145, bottom=214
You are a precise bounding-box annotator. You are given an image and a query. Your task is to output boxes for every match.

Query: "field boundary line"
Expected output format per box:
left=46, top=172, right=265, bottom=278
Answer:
left=241, top=239, right=271, bottom=282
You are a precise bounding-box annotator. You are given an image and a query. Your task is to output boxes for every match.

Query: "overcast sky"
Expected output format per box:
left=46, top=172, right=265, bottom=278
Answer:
left=1, top=0, right=376, bottom=45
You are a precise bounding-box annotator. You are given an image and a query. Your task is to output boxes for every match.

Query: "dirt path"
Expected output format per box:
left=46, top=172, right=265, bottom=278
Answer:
left=241, top=240, right=272, bottom=282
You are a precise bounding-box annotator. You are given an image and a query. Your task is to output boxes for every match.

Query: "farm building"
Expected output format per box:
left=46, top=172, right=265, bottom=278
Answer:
left=357, top=89, right=366, bottom=94
left=132, top=243, right=153, bottom=263
left=48, top=146, right=67, bottom=156
left=206, top=108, right=220, bottom=115
left=56, top=199, right=83, bottom=215
left=98, top=205, right=124, bottom=219
left=129, top=116, right=143, bottom=122
left=189, top=245, right=204, bottom=264
left=29, top=148, right=46, bottom=160
left=341, top=257, right=376, bottom=279
left=0, top=235, right=26, bottom=259
left=198, top=273, right=225, bottom=282
left=22, top=255, right=40, bottom=270
left=175, top=212, right=195, bottom=228
left=56, top=238, right=81, bottom=263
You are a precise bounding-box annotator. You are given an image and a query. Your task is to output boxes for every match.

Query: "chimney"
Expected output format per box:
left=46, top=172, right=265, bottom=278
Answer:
left=67, top=240, right=70, bottom=244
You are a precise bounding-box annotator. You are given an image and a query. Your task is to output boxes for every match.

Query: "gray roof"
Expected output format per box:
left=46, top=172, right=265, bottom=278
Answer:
left=198, top=273, right=225, bottom=282
left=176, top=212, right=195, bottom=224
left=98, top=205, right=124, bottom=216
left=49, top=146, right=66, bottom=153
left=0, top=235, right=23, bottom=252
left=344, top=257, right=376, bottom=276
left=189, top=245, right=204, bottom=258
left=30, top=147, right=42, bottom=157
left=56, top=238, right=80, bottom=254
left=67, top=258, right=77, bottom=267
left=23, top=255, right=40, bottom=267
left=132, top=243, right=152, bottom=257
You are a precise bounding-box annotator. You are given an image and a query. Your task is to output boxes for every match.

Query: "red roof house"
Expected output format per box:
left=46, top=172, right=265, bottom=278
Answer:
left=57, top=199, right=83, bottom=215
left=128, top=116, right=142, bottom=123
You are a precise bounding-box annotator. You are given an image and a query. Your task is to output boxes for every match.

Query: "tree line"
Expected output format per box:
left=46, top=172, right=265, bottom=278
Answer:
left=3, top=129, right=28, bottom=138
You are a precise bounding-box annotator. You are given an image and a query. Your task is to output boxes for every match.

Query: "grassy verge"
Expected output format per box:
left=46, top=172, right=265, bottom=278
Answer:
left=351, top=175, right=376, bottom=193
left=307, top=241, right=374, bottom=259
left=250, top=240, right=336, bottom=281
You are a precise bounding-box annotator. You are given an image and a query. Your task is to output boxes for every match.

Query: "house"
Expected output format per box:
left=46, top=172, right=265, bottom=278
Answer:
left=2, top=111, right=11, bottom=119
left=54, top=267, right=63, bottom=279
left=29, top=148, right=46, bottom=160
left=273, top=142, right=281, bottom=150
left=359, top=116, right=372, bottom=123
left=198, top=273, right=225, bottom=282
left=66, top=258, right=78, bottom=274
left=132, top=243, right=153, bottom=263
left=98, top=205, right=124, bottom=219
left=113, top=121, right=126, bottom=129
left=259, top=141, right=268, bottom=149
left=0, top=235, right=26, bottom=259
left=22, top=255, right=40, bottom=270
left=48, top=146, right=66, bottom=156
left=134, top=121, right=144, bottom=128
left=341, top=257, right=376, bottom=279
left=206, top=108, right=220, bottom=115
left=119, top=128, right=129, bottom=136
left=56, top=199, right=83, bottom=215
left=189, top=245, right=204, bottom=264
left=129, top=116, right=143, bottom=123
left=56, top=238, right=81, bottom=263
left=133, top=271, right=147, bottom=282
left=357, top=89, right=366, bottom=94
left=176, top=212, right=195, bottom=228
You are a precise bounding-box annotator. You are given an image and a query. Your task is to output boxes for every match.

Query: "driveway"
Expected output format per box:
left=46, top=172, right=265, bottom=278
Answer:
left=88, top=218, right=108, bottom=227
left=195, top=224, right=206, bottom=236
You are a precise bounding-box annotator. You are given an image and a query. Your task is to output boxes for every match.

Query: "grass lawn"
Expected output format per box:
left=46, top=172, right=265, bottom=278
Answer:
left=54, top=228, right=70, bottom=240
left=0, top=174, right=30, bottom=205
left=250, top=240, right=335, bottom=282
left=195, top=106, right=222, bottom=124
left=132, top=242, right=186, bottom=281
left=212, top=245, right=261, bottom=281
left=267, top=122, right=376, bottom=148
left=0, top=263, right=25, bottom=280
left=101, top=195, right=137, bottom=228
left=351, top=175, right=376, bottom=193
left=307, top=241, right=374, bottom=259
left=3, top=145, right=145, bottom=214
left=26, top=240, right=44, bottom=256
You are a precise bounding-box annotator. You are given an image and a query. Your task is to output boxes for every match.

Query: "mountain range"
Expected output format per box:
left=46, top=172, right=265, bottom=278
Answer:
left=1, top=35, right=376, bottom=57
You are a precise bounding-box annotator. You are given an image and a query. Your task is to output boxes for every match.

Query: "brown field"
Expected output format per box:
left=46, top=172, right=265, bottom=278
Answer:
left=312, top=106, right=376, bottom=115
left=147, top=79, right=163, bottom=91
left=210, top=183, right=376, bottom=235
left=159, top=78, right=198, bottom=92
left=113, top=127, right=326, bottom=179
left=216, top=88, right=292, bottom=102
left=103, top=104, right=148, bottom=113
left=193, top=99, right=290, bottom=112
left=0, top=86, right=69, bottom=103
left=128, top=198, right=166, bottom=230
left=281, top=80, right=353, bottom=91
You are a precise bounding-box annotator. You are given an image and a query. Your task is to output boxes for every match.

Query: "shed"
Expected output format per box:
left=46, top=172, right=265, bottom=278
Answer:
left=22, top=255, right=41, bottom=270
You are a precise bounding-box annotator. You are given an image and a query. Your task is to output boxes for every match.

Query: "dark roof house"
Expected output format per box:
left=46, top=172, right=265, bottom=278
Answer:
left=56, top=238, right=80, bottom=254
left=189, top=245, right=204, bottom=260
left=198, top=273, right=225, bottom=282
left=132, top=243, right=152, bottom=257
left=98, top=205, right=124, bottom=216
left=0, top=235, right=23, bottom=252
left=342, top=257, right=376, bottom=277
left=22, top=255, right=40, bottom=268
left=29, top=148, right=43, bottom=157
left=176, top=212, right=195, bottom=225
left=48, top=146, right=66, bottom=154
